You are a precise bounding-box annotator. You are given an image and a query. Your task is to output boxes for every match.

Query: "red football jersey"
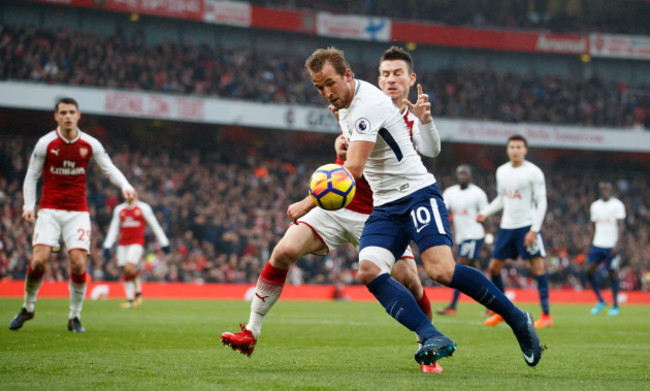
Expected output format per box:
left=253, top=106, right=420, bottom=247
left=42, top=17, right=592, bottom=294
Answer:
left=104, top=201, right=170, bottom=248
left=23, top=129, right=133, bottom=213
left=39, top=133, right=93, bottom=211
left=337, top=157, right=373, bottom=215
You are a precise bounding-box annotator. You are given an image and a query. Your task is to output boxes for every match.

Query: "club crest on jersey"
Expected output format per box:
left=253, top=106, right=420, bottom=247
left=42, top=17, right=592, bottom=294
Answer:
left=79, top=148, right=88, bottom=158
left=355, top=118, right=370, bottom=134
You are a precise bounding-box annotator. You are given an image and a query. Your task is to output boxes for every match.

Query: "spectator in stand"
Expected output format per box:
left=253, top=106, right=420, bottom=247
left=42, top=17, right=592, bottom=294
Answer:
left=1, top=24, right=648, bottom=129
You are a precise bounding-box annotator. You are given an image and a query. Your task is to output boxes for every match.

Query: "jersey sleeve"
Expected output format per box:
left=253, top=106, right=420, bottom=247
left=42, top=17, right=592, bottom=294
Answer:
left=103, top=205, right=122, bottom=249
left=530, top=166, right=547, bottom=232
left=22, top=137, right=48, bottom=211
left=442, top=188, right=451, bottom=210
left=477, top=188, right=489, bottom=212
left=480, top=171, right=504, bottom=217
left=590, top=202, right=597, bottom=222
left=348, top=93, right=392, bottom=143
left=411, top=119, right=441, bottom=158
left=616, top=200, right=626, bottom=220
left=141, top=203, right=170, bottom=247
left=89, top=137, right=134, bottom=192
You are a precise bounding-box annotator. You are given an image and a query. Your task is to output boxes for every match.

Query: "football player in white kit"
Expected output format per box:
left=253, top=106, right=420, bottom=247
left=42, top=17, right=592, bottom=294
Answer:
left=586, top=181, right=626, bottom=316
left=222, top=47, right=445, bottom=373
left=438, top=165, right=489, bottom=315
left=9, top=97, right=136, bottom=332
left=303, top=47, right=541, bottom=368
left=476, top=134, right=552, bottom=329
left=103, top=196, right=171, bottom=308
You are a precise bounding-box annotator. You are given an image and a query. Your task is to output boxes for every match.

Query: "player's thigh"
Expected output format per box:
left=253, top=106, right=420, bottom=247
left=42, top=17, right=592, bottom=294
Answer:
left=406, top=191, right=453, bottom=254
left=517, top=229, right=546, bottom=260
left=117, top=245, right=144, bottom=267
left=587, top=246, right=607, bottom=265
left=359, top=210, right=411, bottom=262
left=491, top=228, right=519, bottom=260
left=459, top=239, right=483, bottom=260
left=32, top=209, right=63, bottom=248
left=61, top=211, right=91, bottom=252
left=295, top=207, right=366, bottom=256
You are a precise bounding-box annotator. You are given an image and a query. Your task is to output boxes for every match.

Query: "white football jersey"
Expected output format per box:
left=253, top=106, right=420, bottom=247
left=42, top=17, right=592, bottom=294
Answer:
left=443, top=184, right=488, bottom=243
left=481, top=161, right=547, bottom=231
left=338, top=80, right=435, bottom=206
left=590, top=197, right=626, bottom=248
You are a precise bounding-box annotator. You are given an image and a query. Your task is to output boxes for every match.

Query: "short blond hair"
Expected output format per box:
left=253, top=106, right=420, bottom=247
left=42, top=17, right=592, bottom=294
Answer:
left=305, top=47, right=354, bottom=77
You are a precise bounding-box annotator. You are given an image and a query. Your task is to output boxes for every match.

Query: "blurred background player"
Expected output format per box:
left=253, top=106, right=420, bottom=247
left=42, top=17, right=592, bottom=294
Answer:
left=586, top=181, right=626, bottom=316
left=476, top=134, right=552, bottom=329
left=103, top=195, right=171, bottom=308
left=9, top=97, right=135, bottom=332
left=222, top=46, right=445, bottom=374
left=438, top=165, right=488, bottom=315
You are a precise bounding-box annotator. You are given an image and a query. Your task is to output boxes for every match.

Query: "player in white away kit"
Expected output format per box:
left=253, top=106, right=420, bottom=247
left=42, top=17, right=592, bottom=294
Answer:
left=103, top=197, right=170, bottom=308
left=438, top=165, right=488, bottom=315
left=302, top=47, right=541, bottom=368
left=222, top=46, right=445, bottom=373
left=476, top=134, right=552, bottom=329
left=586, top=182, right=626, bottom=316
left=9, top=97, right=135, bottom=332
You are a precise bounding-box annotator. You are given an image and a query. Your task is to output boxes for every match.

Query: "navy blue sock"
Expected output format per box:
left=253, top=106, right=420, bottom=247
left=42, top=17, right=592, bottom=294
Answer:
left=449, top=265, right=525, bottom=328
left=449, top=290, right=460, bottom=309
left=491, top=273, right=505, bottom=292
left=588, top=273, right=604, bottom=302
left=367, top=273, right=442, bottom=340
left=611, top=278, right=619, bottom=307
left=535, top=274, right=550, bottom=315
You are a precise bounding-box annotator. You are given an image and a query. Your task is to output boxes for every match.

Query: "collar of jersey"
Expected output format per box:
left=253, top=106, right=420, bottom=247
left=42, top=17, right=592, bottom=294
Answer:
left=56, top=127, right=81, bottom=144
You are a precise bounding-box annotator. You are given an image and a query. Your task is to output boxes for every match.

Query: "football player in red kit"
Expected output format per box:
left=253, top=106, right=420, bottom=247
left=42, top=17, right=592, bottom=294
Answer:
left=9, top=97, right=136, bottom=332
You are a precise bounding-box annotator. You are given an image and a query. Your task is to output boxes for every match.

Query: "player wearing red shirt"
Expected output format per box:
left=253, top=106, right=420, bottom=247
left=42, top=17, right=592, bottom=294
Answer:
left=222, top=47, right=443, bottom=373
left=9, top=97, right=135, bottom=333
left=103, top=198, right=170, bottom=308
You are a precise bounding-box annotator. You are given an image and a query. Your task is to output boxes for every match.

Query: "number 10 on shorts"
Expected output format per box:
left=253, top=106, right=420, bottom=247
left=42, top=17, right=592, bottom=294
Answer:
left=410, top=199, right=446, bottom=234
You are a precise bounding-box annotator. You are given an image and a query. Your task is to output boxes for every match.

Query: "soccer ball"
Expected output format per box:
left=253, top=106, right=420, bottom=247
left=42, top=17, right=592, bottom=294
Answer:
left=308, top=164, right=356, bottom=210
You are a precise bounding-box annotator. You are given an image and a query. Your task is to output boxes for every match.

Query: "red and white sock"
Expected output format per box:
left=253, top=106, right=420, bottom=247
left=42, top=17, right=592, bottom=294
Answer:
left=123, top=273, right=136, bottom=301
left=247, top=262, right=288, bottom=339
left=416, top=289, right=433, bottom=320
left=415, top=289, right=433, bottom=347
left=68, top=272, right=87, bottom=319
left=23, top=264, right=45, bottom=313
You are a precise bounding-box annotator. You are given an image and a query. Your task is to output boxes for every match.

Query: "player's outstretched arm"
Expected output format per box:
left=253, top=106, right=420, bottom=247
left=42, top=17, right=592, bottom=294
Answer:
left=90, top=138, right=135, bottom=196
left=287, top=196, right=316, bottom=224
left=142, top=203, right=170, bottom=248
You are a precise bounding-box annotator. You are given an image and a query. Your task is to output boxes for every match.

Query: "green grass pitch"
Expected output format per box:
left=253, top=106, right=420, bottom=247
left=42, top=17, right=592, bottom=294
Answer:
left=1, top=298, right=649, bottom=390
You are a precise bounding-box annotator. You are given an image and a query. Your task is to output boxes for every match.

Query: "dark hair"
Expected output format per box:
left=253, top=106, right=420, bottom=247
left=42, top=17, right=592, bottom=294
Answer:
left=507, top=134, right=528, bottom=147
left=305, top=47, right=353, bottom=77
left=55, top=97, right=79, bottom=112
left=380, top=46, right=414, bottom=74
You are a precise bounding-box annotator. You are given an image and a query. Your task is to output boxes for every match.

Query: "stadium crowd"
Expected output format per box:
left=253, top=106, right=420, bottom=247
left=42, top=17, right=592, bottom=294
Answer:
left=1, top=127, right=649, bottom=292
left=250, top=0, right=650, bottom=35
left=1, top=24, right=649, bottom=130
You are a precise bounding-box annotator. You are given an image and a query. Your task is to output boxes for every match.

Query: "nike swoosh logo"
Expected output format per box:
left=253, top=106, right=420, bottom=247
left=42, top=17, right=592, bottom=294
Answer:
left=523, top=351, right=535, bottom=364
left=416, top=224, right=430, bottom=233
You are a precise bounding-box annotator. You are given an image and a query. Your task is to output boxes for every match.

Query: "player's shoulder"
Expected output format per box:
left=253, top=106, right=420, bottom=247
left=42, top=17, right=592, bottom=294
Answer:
left=524, top=160, right=544, bottom=173
left=78, top=130, right=104, bottom=150
left=496, top=162, right=511, bottom=173
left=443, top=184, right=459, bottom=195
left=469, top=183, right=487, bottom=194
left=36, top=130, right=59, bottom=145
left=355, top=79, right=392, bottom=105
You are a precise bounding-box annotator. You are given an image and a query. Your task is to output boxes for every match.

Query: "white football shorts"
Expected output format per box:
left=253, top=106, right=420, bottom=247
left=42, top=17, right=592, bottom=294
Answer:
left=33, top=209, right=91, bottom=252
left=297, top=207, right=414, bottom=260
left=116, top=244, right=144, bottom=267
